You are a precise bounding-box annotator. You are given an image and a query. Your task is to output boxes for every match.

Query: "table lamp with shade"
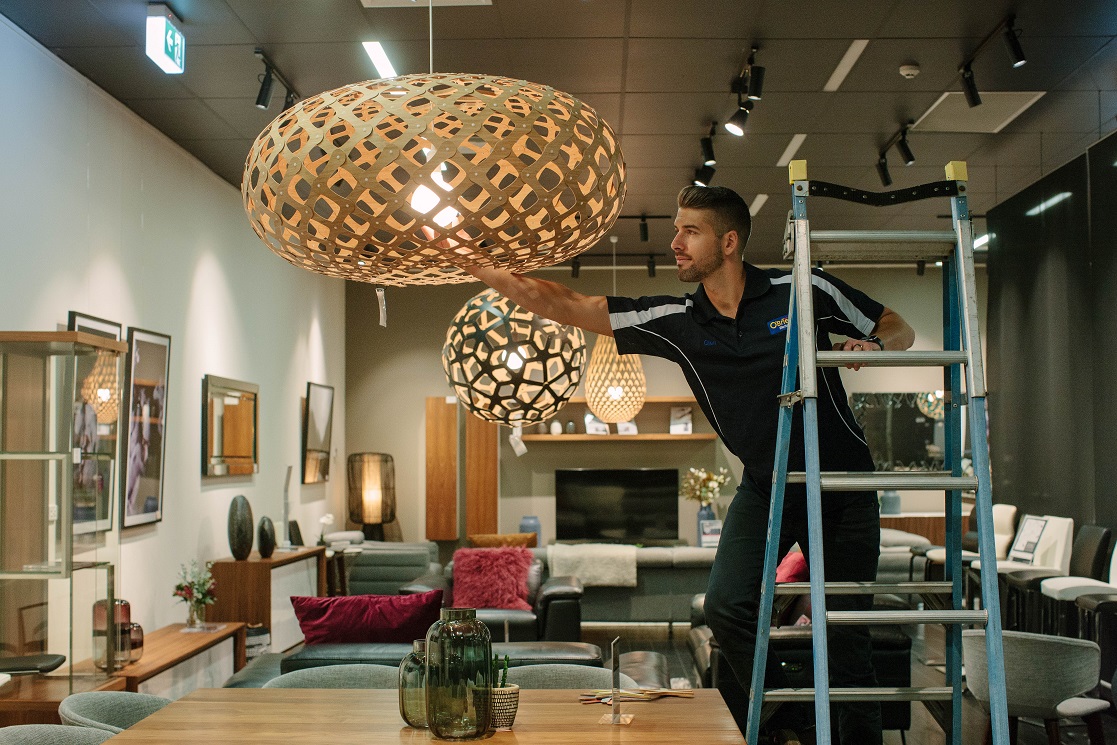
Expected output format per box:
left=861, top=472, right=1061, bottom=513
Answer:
left=348, top=453, right=397, bottom=541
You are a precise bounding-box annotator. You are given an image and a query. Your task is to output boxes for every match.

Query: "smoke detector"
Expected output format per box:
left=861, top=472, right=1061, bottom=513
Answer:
left=899, top=64, right=921, bottom=79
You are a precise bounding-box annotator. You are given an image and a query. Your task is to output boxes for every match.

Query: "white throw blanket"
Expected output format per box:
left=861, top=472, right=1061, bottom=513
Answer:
left=546, top=543, right=638, bottom=587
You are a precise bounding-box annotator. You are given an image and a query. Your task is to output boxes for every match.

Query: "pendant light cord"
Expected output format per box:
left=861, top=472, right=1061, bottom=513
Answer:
left=428, top=0, right=434, bottom=74
left=611, top=236, right=618, bottom=296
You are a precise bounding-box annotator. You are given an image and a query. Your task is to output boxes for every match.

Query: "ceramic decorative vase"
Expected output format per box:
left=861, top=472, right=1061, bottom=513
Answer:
left=518, top=515, right=541, bottom=540
left=489, top=685, right=519, bottom=729
left=257, top=516, right=277, bottom=558
left=399, top=639, right=428, bottom=728
left=228, top=495, right=254, bottom=560
left=696, top=502, right=716, bottom=546
left=425, top=608, right=492, bottom=740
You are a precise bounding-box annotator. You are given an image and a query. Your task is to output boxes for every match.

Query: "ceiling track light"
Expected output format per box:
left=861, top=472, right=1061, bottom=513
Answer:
left=724, top=99, right=752, bottom=136
left=1003, top=17, right=1027, bottom=68
left=253, top=48, right=298, bottom=112
left=745, top=47, right=764, bottom=101
left=897, top=130, right=916, bottom=166
left=958, top=15, right=1026, bottom=109
left=876, top=154, right=893, bottom=187
left=639, top=214, right=649, bottom=242
left=571, top=257, right=581, bottom=279
left=694, top=165, right=716, bottom=187
left=647, top=254, right=656, bottom=278
left=700, top=136, right=716, bottom=166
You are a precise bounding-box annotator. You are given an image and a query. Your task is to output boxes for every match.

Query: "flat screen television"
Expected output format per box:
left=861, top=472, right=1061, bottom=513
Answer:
left=555, top=468, right=679, bottom=544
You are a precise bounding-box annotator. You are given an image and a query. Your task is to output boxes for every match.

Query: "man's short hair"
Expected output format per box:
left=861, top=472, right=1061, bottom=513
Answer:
left=677, top=185, right=752, bottom=259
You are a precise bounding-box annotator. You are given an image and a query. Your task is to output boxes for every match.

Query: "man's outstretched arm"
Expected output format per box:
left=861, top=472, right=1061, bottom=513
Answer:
left=465, top=264, right=613, bottom=336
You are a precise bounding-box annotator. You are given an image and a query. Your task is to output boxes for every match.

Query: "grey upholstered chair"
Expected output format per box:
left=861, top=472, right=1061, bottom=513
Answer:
left=505, top=663, right=638, bottom=690
left=962, top=629, right=1108, bottom=744
left=0, top=725, right=113, bottom=744
left=262, top=662, right=399, bottom=689
left=58, top=691, right=171, bottom=734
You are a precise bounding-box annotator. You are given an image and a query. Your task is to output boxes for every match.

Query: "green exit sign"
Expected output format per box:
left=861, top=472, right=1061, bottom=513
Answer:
left=146, top=4, right=185, bottom=74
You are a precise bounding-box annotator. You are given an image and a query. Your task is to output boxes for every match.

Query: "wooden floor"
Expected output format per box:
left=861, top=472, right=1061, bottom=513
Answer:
left=583, top=621, right=1117, bottom=745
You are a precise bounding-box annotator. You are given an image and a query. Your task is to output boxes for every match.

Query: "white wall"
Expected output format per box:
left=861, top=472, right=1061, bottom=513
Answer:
left=0, top=15, right=346, bottom=633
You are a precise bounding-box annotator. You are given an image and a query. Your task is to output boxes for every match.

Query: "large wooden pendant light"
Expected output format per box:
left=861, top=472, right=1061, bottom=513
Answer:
left=442, top=288, right=586, bottom=425
left=584, top=334, right=646, bottom=423
left=243, top=73, right=627, bottom=286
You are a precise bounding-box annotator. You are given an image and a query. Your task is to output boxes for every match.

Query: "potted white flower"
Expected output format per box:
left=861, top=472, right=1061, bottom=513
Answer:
left=317, top=512, right=335, bottom=546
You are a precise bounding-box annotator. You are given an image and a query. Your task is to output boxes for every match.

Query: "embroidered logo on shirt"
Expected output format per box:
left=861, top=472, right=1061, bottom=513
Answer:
left=768, top=315, right=789, bottom=335
left=703, top=339, right=717, bottom=346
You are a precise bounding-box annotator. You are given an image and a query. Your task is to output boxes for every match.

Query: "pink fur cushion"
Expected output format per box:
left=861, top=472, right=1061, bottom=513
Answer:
left=775, top=551, right=809, bottom=583
left=452, top=547, right=533, bottom=611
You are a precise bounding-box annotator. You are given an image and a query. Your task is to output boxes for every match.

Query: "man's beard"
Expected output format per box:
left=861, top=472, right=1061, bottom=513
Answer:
left=677, top=247, right=725, bottom=283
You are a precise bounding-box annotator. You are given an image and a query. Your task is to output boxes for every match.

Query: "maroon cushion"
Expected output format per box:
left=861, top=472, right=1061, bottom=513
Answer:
left=290, top=590, right=443, bottom=645
left=452, top=547, right=533, bottom=611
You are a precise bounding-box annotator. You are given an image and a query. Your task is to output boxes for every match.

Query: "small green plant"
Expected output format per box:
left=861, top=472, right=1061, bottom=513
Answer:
left=491, top=653, right=509, bottom=687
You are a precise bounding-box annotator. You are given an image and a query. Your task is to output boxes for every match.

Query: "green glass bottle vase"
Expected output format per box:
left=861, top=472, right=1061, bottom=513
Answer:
left=399, top=639, right=428, bottom=728
left=425, top=607, right=492, bottom=740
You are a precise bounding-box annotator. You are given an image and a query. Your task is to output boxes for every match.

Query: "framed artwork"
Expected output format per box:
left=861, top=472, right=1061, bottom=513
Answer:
left=302, top=382, right=334, bottom=484
left=67, top=312, right=123, bottom=534
left=121, top=328, right=171, bottom=528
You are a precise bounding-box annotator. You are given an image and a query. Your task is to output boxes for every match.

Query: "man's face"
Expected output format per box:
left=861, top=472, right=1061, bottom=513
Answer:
left=671, top=207, right=729, bottom=283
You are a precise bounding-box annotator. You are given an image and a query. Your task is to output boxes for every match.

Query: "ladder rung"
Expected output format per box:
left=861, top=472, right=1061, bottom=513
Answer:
left=816, top=350, right=968, bottom=367
left=775, top=581, right=952, bottom=595
left=810, top=230, right=957, bottom=244
left=826, top=609, right=987, bottom=625
left=763, top=686, right=955, bottom=702
left=787, top=471, right=978, bottom=490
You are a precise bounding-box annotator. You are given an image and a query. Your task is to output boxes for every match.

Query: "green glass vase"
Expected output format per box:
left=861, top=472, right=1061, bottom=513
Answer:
left=425, top=607, right=492, bottom=740
left=399, top=639, right=428, bottom=728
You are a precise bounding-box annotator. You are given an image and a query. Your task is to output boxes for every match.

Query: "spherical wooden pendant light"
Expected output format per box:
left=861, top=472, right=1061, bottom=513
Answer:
left=584, top=335, right=646, bottom=423
left=81, top=350, right=120, bottom=424
left=442, top=288, right=586, bottom=424
left=242, top=73, right=627, bottom=286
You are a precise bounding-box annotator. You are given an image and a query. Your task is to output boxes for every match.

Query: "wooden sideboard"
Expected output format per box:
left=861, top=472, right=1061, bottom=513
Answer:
left=207, top=546, right=326, bottom=652
left=880, top=511, right=972, bottom=546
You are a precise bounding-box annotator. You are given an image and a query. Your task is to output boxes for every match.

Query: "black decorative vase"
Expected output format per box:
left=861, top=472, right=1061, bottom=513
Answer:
left=228, top=495, right=254, bottom=560
left=257, top=516, right=276, bottom=558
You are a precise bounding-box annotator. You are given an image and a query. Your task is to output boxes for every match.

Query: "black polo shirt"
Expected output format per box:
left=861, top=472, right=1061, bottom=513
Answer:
left=607, top=262, right=884, bottom=490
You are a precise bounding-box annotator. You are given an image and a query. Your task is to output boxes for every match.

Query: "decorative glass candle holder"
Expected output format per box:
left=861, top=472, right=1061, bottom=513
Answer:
left=399, top=639, right=428, bottom=728
left=127, top=623, right=144, bottom=663
left=92, top=599, right=131, bottom=671
left=425, top=608, right=492, bottom=740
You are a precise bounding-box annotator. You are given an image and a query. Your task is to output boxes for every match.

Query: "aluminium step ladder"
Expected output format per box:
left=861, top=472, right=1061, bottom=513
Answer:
left=743, top=160, right=1009, bottom=745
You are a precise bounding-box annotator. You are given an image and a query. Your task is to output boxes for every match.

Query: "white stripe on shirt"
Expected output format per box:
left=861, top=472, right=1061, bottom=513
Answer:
left=609, top=299, right=691, bottom=330
left=770, top=274, right=876, bottom=336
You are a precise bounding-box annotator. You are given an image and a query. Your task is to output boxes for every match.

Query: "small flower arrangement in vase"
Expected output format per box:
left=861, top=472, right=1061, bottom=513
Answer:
left=317, top=512, right=335, bottom=545
left=490, top=654, right=518, bottom=730
left=173, top=560, right=216, bottom=631
left=682, top=467, right=731, bottom=545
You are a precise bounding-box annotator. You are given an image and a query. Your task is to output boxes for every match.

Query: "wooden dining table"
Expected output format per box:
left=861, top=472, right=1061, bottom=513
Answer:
left=106, top=687, right=745, bottom=743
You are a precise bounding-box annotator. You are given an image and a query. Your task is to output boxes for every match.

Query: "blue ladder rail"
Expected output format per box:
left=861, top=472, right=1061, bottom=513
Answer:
left=743, top=160, right=1009, bottom=745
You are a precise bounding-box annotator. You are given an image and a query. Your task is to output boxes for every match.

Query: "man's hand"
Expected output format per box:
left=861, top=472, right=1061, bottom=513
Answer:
left=833, top=338, right=880, bottom=370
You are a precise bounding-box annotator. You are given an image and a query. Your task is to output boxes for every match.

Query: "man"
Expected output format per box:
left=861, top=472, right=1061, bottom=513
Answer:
left=467, top=185, right=914, bottom=744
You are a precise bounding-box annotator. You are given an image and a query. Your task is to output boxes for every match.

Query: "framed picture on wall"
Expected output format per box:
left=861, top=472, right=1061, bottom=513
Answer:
left=302, top=382, right=334, bottom=484
left=121, top=328, right=171, bottom=528
left=67, top=312, right=123, bottom=534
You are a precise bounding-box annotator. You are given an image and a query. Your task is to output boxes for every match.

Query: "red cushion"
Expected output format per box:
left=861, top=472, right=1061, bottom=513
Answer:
left=451, top=547, right=533, bottom=611
left=775, top=551, right=809, bottom=583
left=290, top=590, right=443, bottom=645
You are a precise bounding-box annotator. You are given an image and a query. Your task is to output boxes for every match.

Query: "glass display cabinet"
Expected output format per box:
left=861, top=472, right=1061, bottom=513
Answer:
left=0, top=331, right=125, bottom=691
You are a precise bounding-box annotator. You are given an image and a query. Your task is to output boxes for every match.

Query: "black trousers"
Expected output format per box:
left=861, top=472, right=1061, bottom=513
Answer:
left=705, top=474, right=883, bottom=744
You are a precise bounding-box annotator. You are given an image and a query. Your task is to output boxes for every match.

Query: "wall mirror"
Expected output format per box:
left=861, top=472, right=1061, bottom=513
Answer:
left=302, top=382, right=335, bottom=484
left=202, top=375, right=259, bottom=477
left=849, top=392, right=956, bottom=471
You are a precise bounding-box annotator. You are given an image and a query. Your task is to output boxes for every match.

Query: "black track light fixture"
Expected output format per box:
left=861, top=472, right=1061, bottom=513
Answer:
left=647, top=254, right=656, bottom=278
left=571, top=257, right=581, bottom=279
left=700, top=138, right=715, bottom=166
left=960, top=63, right=981, bottom=108
left=1002, top=17, right=1026, bottom=68
left=253, top=48, right=298, bottom=114
left=897, top=129, right=915, bottom=166
left=255, top=66, right=274, bottom=109
left=746, top=47, right=764, bottom=101
left=694, top=165, right=716, bottom=187
left=639, top=214, right=649, bottom=242
left=724, top=101, right=752, bottom=137
left=876, top=154, right=892, bottom=187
